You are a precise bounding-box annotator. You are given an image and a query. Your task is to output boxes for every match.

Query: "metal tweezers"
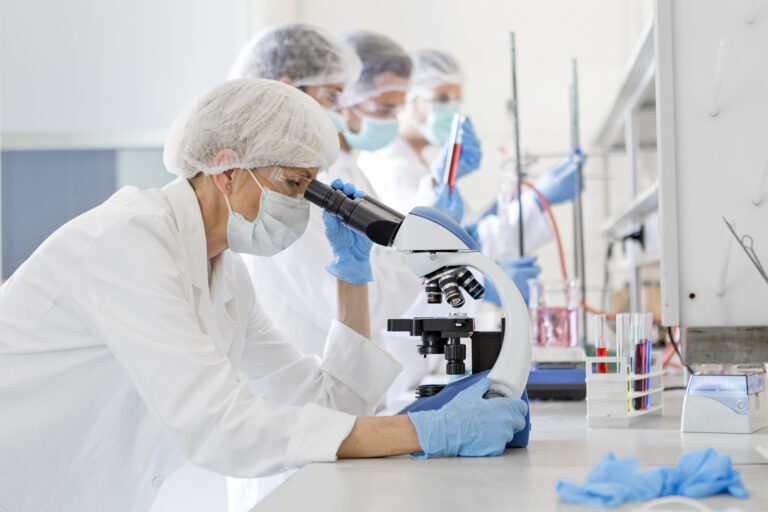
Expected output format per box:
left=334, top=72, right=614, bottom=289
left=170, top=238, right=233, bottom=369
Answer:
left=723, top=216, right=768, bottom=285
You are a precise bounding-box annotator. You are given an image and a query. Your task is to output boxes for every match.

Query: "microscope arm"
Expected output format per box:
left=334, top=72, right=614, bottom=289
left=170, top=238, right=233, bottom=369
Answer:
left=303, top=180, right=532, bottom=399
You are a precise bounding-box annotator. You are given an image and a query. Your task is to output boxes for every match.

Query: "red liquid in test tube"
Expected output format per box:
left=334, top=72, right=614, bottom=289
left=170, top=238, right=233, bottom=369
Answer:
left=632, top=342, right=645, bottom=410
left=447, top=143, right=461, bottom=194
left=444, top=113, right=463, bottom=196
left=631, top=313, right=653, bottom=410
left=596, top=347, right=607, bottom=371
left=594, top=314, right=607, bottom=374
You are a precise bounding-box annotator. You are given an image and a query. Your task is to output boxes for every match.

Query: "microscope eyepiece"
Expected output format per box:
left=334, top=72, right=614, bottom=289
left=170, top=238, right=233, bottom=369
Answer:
left=303, top=180, right=405, bottom=247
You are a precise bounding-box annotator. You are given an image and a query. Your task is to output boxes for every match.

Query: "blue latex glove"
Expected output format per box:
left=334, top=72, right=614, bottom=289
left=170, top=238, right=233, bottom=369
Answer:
left=323, top=179, right=374, bottom=285
left=484, top=256, right=541, bottom=307
left=430, top=116, right=482, bottom=183
left=533, top=150, right=586, bottom=207
left=463, top=201, right=498, bottom=239
left=556, top=449, right=748, bottom=508
left=406, top=376, right=528, bottom=458
left=399, top=370, right=531, bottom=449
left=431, top=184, right=464, bottom=223
left=480, top=201, right=498, bottom=219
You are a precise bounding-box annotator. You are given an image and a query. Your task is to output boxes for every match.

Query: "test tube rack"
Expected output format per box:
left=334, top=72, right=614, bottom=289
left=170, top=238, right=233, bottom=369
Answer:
left=585, top=353, right=663, bottom=427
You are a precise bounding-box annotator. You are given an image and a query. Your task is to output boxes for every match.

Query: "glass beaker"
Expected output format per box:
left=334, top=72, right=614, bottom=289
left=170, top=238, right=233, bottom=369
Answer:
left=527, top=279, right=582, bottom=348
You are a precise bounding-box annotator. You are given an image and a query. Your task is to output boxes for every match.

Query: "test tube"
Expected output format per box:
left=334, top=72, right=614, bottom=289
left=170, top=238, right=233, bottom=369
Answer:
left=631, top=312, right=653, bottom=410
left=615, top=313, right=631, bottom=370
left=644, top=318, right=653, bottom=409
left=594, top=314, right=607, bottom=373
left=444, top=113, right=463, bottom=195
left=615, top=313, right=632, bottom=411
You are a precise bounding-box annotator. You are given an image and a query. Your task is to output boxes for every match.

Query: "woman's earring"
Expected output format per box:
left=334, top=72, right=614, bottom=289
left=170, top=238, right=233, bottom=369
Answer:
left=226, top=185, right=231, bottom=191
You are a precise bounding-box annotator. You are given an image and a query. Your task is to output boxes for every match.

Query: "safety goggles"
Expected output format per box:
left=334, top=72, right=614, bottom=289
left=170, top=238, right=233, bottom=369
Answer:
left=341, top=84, right=409, bottom=117
left=416, top=91, right=462, bottom=105
left=310, top=85, right=345, bottom=109
left=355, top=99, right=403, bottom=118
left=254, top=167, right=314, bottom=199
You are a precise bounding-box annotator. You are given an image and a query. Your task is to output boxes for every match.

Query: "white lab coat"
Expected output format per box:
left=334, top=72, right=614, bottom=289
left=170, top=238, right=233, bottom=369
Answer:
left=358, top=136, right=554, bottom=258
left=357, top=137, right=437, bottom=215
left=241, top=150, right=425, bottom=360
left=0, top=178, right=401, bottom=512
left=231, top=150, right=432, bottom=509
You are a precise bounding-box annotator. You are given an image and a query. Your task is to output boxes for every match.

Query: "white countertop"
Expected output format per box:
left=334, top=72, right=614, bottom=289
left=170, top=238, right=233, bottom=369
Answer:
left=257, top=391, right=768, bottom=511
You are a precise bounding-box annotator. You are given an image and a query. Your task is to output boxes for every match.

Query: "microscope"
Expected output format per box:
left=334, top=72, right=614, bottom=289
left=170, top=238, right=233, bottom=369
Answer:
left=304, top=181, right=532, bottom=445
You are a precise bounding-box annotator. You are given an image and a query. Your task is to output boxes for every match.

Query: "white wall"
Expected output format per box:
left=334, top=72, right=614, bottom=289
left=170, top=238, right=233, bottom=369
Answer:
left=0, top=0, right=251, bottom=146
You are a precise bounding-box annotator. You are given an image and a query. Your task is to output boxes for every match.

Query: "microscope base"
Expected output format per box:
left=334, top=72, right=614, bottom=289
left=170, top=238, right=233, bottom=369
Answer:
left=526, top=364, right=586, bottom=401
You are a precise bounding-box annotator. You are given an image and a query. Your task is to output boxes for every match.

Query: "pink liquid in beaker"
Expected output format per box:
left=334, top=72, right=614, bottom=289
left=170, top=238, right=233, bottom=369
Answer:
left=532, top=307, right=580, bottom=348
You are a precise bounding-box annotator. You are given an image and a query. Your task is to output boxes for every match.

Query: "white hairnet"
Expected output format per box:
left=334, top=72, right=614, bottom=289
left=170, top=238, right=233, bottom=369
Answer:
left=164, top=78, right=339, bottom=178
left=227, top=23, right=362, bottom=88
left=337, top=30, right=411, bottom=106
left=408, top=49, right=463, bottom=98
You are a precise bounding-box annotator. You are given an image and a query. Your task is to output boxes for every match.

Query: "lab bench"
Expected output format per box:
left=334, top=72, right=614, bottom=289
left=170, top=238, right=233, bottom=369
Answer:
left=257, top=391, right=768, bottom=511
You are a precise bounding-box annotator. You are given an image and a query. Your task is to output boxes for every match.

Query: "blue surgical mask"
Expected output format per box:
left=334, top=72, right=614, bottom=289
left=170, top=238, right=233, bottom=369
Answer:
left=224, top=170, right=310, bottom=256
left=342, top=111, right=398, bottom=151
left=325, top=108, right=346, bottom=133
left=418, top=101, right=459, bottom=147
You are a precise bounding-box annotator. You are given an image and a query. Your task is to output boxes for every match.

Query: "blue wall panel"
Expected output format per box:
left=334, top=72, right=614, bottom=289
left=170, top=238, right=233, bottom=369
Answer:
left=1, top=150, right=116, bottom=279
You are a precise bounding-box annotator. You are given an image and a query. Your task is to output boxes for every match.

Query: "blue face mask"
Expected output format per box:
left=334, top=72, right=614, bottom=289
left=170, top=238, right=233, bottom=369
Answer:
left=342, top=111, right=399, bottom=151
left=325, top=108, right=346, bottom=133
left=418, top=101, right=459, bottom=147
left=224, top=170, right=310, bottom=257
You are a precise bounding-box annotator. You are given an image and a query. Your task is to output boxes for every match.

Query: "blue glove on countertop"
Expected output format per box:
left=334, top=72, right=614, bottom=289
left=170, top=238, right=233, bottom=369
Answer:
left=484, top=256, right=541, bottom=307
left=556, top=449, right=748, bottom=508
left=533, top=150, right=586, bottom=207
left=323, top=179, right=374, bottom=285
left=431, top=184, right=464, bottom=223
left=430, top=116, right=482, bottom=183
left=406, top=377, right=528, bottom=458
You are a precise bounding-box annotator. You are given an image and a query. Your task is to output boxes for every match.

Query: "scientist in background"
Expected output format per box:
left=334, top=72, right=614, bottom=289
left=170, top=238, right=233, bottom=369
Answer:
left=358, top=50, right=584, bottom=302
left=228, top=25, right=423, bottom=364
left=0, top=78, right=527, bottom=512
left=226, top=25, right=425, bottom=507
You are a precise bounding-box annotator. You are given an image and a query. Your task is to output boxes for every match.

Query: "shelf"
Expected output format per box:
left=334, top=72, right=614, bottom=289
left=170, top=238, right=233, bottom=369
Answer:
left=591, top=18, right=656, bottom=150
left=609, top=251, right=661, bottom=273
left=600, top=180, right=659, bottom=235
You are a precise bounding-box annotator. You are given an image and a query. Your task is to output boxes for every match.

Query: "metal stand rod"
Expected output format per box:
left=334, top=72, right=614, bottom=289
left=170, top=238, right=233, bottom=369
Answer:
left=509, top=32, right=525, bottom=257
left=570, top=58, right=587, bottom=346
